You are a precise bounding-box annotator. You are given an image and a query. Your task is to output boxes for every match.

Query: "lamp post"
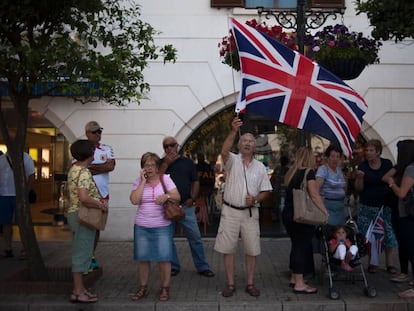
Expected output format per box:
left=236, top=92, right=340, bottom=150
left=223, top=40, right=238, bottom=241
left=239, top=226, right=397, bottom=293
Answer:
left=257, top=0, right=344, bottom=145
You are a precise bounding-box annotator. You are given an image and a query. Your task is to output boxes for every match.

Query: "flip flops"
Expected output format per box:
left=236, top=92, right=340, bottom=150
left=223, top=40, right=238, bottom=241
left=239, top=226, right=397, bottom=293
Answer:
left=70, top=291, right=98, bottom=303
left=387, top=266, right=398, bottom=274
left=293, top=286, right=318, bottom=294
left=398, top=288, right=414, bottom=298
left=391, top=273, right=410, bottom=283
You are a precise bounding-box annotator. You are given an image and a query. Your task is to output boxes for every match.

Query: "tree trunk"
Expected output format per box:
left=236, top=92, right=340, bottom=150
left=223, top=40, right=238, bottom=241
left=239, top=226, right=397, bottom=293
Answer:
left=0, top=94, right=49, bottom=281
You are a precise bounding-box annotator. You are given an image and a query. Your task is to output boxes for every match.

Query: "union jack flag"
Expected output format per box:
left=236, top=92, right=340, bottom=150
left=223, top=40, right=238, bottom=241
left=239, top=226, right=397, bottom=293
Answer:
left=365, top=206, right=385, bottom=265
left=231, top=18, right=367, bottom=158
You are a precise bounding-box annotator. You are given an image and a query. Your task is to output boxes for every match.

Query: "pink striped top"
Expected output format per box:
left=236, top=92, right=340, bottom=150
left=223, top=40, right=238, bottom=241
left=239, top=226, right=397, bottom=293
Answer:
left=133, top=174, right=176, bottom=228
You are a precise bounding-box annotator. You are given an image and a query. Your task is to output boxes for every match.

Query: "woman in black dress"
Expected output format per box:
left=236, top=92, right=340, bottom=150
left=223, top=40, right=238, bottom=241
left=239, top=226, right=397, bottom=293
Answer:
left=282, top=147, right=328, bottom=294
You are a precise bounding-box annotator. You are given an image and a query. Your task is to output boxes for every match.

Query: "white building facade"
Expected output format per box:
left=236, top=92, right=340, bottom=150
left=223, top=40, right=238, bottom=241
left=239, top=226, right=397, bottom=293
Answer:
left=28, top=0, right=414, bottom=240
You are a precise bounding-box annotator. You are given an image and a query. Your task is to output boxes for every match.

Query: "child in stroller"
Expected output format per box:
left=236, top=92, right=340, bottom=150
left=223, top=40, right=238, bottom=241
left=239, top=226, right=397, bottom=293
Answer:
left=328, top=225, right=358, bottom=272
left=318, top=217, right=377, bottom=299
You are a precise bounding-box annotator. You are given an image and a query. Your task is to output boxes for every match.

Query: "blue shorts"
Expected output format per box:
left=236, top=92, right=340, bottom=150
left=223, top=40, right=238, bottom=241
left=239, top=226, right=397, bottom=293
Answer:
left=0, top=196, right=16, bottom=225
left=133, top=224, right=173, bottom=262
left=67, top=211, right=95, bottom=273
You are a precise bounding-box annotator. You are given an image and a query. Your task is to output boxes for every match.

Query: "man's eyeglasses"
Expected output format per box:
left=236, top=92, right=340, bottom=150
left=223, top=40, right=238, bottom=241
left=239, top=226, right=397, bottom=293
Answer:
left=163, top=142, right=177, bottom=149
left=91, top=129, right=102, bottom=135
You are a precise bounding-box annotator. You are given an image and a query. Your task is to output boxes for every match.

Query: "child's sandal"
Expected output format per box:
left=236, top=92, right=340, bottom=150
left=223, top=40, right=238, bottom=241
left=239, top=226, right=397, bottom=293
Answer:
left=131, top=285, right=148, bottom=301
left=159, top=286, right=169, bottom=301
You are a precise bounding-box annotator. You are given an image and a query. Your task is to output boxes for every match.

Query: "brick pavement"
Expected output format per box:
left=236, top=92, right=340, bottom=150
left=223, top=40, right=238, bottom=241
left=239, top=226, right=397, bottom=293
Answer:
left=0, top=237, right=412, bottom=310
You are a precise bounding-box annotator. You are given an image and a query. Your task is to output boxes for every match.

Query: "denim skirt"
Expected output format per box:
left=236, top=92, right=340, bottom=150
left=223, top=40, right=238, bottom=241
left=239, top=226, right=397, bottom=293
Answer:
left=133, top=224, right=173, bottom=262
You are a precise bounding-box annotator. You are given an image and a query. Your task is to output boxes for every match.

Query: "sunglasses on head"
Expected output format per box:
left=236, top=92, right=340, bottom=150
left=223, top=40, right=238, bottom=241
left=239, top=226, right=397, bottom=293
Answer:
left=91, top=129, right=102, bottom=134
left=163, top=142, right=177, bottom=149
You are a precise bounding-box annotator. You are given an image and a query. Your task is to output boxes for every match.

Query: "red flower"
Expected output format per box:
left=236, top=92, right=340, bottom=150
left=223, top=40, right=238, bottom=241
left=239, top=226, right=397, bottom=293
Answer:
left=219, top=19, right=298, bottom=71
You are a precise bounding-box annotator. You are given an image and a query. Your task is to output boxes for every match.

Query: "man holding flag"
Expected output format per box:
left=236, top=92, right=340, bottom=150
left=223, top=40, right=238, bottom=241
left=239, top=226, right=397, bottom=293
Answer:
left=214, top=117, right=272, bottom=297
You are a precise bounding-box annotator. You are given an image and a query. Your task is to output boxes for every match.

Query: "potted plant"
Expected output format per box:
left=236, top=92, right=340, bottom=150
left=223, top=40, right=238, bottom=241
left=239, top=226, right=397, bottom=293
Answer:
left=305, top=24, right=382, bottom=80
left=219, top=19, right=297, bottom=72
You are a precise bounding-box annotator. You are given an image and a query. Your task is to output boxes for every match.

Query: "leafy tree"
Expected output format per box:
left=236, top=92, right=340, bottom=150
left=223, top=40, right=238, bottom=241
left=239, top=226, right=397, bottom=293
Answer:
left=355, top=0, right=414, bottom=42
left=0, top=0, right=176, bottom=281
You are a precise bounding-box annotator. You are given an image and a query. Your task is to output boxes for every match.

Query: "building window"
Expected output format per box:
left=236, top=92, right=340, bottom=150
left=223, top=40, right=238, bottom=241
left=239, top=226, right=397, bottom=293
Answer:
left=211, top=0, right=344, bottom=8
left=211, top=0, right=244, bottom=8
left=245, top=0, right=296, bottom=9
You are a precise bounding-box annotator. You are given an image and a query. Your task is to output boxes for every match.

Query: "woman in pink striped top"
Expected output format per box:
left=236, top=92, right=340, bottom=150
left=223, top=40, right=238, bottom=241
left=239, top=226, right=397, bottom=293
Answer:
left=130, top=152, right=180, bottom=302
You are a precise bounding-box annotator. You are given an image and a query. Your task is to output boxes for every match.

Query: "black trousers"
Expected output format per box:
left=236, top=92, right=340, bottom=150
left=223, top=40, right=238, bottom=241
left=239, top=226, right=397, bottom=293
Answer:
left=282, top=214, right=316, bottom=275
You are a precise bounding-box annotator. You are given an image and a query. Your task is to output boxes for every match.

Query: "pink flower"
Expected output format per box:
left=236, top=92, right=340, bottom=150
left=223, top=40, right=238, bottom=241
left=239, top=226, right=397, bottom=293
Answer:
left=312, top=46, right=320, bottom=52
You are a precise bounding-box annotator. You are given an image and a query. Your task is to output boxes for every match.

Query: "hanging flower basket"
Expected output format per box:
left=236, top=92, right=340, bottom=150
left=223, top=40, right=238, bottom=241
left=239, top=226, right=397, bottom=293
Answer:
left=305, top=24, right=382, bottom=80
left=219, top=19, right=297, bottom=71
left=318, top=57, right=367, bottom=80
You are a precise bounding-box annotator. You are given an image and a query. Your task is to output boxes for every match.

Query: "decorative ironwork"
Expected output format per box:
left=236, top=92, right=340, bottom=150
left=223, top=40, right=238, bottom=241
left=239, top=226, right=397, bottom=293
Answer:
left=257, top=7, right=343, bottom=32
left=256, top=0, right=345, bottom=145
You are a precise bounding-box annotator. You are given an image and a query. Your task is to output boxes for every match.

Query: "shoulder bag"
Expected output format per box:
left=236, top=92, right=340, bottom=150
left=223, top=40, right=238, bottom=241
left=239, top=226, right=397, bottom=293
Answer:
left=160, top=175, right=185, bottom=221
left=293, top=168, right=327, bottom=225
left=76, top=168, right=108, bottom=230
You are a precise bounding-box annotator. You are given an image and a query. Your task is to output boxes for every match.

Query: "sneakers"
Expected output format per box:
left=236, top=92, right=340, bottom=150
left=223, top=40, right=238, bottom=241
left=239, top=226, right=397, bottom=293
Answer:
left=89, top=256, right=100, bottom=270
left=84, top=256, right=100, bottom=275
left=391, top=273, right=410, bottom=283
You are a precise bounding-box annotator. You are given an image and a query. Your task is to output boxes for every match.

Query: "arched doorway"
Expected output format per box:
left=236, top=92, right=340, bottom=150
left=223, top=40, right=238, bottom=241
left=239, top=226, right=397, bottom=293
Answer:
left=0, top=107, right=71, bottom=226
left=180, top=105, right=335, bottom=237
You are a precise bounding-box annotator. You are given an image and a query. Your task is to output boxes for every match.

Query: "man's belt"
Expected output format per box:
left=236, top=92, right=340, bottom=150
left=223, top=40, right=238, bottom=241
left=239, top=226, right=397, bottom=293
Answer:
left=223, top=200, right=254, bottom=210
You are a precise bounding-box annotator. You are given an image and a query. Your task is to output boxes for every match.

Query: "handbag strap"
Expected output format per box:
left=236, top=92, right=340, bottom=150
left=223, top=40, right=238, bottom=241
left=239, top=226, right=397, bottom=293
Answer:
left=160, top=174, right=167, bottom=194
left=300, top=168, right=311, bottom=191
left=75, top=166, right=102, bottom=198
left=5, top=154, right=13, bottom=169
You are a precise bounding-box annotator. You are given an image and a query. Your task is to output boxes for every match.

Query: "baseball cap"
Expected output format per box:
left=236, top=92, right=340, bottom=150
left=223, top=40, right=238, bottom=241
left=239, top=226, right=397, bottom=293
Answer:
left=85, top=121, right=103, bottom=132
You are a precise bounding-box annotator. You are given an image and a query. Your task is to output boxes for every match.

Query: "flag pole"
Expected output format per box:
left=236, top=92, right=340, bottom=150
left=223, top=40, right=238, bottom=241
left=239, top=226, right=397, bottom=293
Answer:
left=236, top=108, right=252, bottom=217
left=227, top=15, right=239, bottom=106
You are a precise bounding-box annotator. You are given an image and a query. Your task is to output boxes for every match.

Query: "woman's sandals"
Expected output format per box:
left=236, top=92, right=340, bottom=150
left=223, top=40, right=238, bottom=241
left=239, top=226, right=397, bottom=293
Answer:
left=159, top=286, right=170, bottom=301
left=131, top=285, right=148, bottom=301
left=70, top=290, right=98, bottom=303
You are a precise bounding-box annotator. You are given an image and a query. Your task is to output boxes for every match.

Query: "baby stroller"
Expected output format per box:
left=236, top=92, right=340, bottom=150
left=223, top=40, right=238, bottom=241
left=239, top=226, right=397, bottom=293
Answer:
left=316, top=206, right=377, bottom=300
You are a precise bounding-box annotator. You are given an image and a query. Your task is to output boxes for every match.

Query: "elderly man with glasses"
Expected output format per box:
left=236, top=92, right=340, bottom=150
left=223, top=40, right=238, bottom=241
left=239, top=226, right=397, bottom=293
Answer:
left=84, top=121, right=116, bottom=273
left=159, top=136, right=214, bottom=278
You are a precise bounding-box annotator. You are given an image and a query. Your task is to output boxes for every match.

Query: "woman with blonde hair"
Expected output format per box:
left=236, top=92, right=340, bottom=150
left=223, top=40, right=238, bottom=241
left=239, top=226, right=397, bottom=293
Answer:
left=282, top=147, right=328, bottom=294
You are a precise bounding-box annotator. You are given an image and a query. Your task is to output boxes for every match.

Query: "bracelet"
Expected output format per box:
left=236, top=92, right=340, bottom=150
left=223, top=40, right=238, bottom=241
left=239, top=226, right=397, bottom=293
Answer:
left=389, top=183, right=395, bottom=188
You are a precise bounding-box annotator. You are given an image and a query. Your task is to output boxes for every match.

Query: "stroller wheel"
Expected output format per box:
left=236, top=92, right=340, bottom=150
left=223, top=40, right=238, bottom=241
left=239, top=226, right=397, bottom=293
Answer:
left=329, top=288, right=340, bottom=300
left=364, top=286, right=377, bottom=298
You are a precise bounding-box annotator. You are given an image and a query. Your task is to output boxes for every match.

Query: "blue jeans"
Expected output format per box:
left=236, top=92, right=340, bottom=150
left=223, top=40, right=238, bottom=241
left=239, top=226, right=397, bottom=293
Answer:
left=171, top=205, right=210, bottom=272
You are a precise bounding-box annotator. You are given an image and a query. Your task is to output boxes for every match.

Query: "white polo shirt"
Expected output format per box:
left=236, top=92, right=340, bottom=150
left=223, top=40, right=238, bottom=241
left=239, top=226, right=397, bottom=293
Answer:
left=92, top=143, right=115, bottom=198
